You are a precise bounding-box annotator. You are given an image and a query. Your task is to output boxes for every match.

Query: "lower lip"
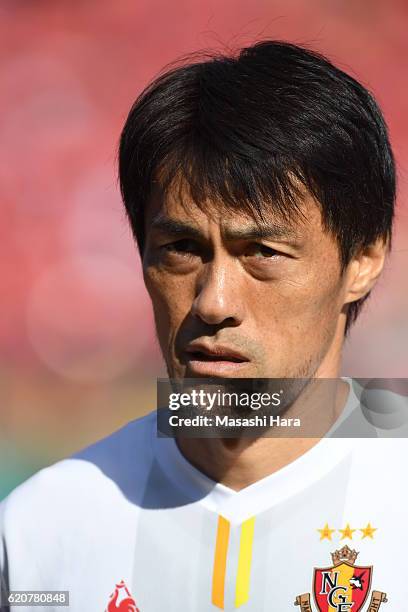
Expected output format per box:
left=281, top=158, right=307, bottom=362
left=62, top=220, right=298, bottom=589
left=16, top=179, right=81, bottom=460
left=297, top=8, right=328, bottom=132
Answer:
left=185, top=358, right=249, bottom=376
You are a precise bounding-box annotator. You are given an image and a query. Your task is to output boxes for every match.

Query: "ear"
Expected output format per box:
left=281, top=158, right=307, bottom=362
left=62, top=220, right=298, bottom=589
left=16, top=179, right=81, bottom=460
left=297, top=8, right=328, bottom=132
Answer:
left=343, top=237, right=389, bottom=305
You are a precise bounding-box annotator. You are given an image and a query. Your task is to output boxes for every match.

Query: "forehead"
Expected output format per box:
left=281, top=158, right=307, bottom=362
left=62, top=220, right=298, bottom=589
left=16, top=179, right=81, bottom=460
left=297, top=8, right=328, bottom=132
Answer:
left=145, top=174, right=325, bottom=239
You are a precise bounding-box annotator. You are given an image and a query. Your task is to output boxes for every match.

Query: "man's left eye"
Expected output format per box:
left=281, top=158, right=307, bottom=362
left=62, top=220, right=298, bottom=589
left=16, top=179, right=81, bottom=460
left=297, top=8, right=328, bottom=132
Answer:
left=246, top=244, right=279, bottom=258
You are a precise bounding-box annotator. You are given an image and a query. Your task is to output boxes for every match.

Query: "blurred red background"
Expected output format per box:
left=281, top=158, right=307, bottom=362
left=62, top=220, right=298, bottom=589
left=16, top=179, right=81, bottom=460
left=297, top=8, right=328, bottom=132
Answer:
left=0, top=0, right=407, bottom=498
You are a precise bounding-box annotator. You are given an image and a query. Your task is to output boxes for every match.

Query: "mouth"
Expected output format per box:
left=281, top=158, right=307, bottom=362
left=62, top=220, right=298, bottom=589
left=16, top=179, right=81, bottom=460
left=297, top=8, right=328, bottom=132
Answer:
left=183, top=343, right=250, bottom=376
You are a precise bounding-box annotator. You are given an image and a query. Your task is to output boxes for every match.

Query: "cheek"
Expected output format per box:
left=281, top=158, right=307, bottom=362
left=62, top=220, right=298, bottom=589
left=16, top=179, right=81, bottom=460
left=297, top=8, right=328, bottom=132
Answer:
left=143, top=267, right=195, bottom=339
left=253, top=264, right=344, bottom=339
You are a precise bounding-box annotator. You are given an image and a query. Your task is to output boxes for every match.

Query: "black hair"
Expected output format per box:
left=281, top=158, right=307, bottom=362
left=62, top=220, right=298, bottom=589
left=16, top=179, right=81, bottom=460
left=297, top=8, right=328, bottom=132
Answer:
left=119, top=40, right=396, bottom=334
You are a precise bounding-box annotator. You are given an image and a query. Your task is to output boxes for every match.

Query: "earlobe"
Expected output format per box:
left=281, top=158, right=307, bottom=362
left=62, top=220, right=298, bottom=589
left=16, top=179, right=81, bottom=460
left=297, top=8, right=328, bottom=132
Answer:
left=344, top=238, right=389, bottom=305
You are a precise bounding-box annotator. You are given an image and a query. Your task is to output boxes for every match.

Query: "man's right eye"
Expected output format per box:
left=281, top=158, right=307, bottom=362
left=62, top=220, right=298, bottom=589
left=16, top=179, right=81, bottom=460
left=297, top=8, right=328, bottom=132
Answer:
left=162, top=239, right=199, bottom=256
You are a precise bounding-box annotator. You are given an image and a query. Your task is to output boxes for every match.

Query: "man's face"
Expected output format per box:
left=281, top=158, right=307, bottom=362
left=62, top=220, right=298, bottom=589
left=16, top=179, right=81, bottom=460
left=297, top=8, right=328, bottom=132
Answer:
left=142, top=181, right=350, bottom=380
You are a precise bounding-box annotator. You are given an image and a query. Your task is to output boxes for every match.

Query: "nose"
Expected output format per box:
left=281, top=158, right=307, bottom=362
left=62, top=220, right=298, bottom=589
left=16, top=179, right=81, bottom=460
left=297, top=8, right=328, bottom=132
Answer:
left=191, top=259, right=244, bottom=326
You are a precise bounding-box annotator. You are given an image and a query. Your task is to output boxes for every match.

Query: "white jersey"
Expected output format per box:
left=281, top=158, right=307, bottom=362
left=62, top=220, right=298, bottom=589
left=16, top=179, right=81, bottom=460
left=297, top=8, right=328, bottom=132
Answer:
left=0, top=381, right=407, bottom=611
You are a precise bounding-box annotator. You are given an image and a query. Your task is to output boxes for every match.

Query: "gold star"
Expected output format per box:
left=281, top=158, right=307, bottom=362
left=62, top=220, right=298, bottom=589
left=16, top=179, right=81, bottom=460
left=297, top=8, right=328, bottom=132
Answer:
left=339, top=524, right=356, bottom=540
left=318, top=523, right=336, bottom=541
left=360, top=523, right=377, bottom=539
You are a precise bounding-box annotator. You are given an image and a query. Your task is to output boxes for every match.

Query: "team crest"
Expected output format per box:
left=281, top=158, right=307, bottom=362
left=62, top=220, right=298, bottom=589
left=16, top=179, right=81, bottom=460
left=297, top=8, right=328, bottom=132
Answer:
left=295, top=546, right=387, bottom=611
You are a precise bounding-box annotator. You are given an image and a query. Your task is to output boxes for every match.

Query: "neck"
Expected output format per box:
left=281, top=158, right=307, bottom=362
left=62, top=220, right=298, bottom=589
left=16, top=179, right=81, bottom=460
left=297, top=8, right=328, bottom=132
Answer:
left=177, top=336, right=348, bottom=491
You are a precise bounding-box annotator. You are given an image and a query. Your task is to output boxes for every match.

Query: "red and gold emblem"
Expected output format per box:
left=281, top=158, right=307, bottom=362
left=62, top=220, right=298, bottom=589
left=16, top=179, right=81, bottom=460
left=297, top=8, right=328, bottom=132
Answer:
left=295, top=546, right=387, bottom=612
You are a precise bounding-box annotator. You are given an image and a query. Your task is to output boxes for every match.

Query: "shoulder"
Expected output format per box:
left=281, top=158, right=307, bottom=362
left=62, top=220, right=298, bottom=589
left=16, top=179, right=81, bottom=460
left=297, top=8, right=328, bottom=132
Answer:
left=0, top=411, right=156, bottom=535
left=348, top=437, right=408, bottom=499
left=351, top=437, right=408, bottom=465
left=0, top=413, right=157, bottom=593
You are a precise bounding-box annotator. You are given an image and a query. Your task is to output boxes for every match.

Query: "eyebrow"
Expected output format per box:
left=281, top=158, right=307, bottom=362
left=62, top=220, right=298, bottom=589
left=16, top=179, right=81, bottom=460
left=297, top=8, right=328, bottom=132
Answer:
left=150, top=217, right=203, bottom=240
left=150, top=215, right=302, bottom=243
left=222, top=224, right=300, bottom=242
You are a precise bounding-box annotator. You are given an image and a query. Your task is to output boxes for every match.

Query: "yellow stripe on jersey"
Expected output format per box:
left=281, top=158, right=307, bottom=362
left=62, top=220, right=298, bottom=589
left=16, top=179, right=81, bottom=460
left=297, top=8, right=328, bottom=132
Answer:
left=212, top=515, right=231, bottom=609
left=235, top=517, right=255, bottom=607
